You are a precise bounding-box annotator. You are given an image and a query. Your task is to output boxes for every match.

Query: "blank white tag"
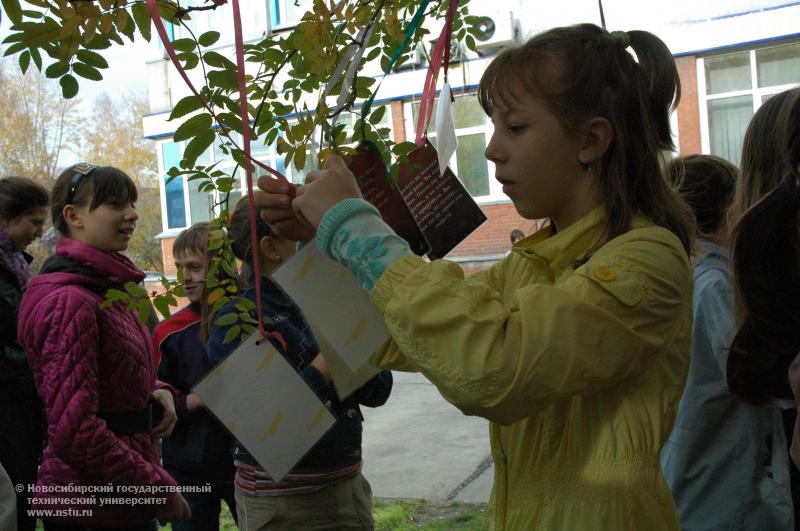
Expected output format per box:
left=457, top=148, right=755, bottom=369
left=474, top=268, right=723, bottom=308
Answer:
left=272, top=241, right=390, bottom=371
left=193, top=331, right=336, bottom=482
left=434, top=82, right=458, bottom=177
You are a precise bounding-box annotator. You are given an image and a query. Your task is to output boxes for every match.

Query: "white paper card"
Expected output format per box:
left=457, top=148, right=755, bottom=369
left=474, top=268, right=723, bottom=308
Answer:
left=272, top=242, right=390, bottom=371
left=193, top=331, right=336, bottom=482
left=309, top=322, right=380, bottom=401
left=434, top=82, right=458, bottom=177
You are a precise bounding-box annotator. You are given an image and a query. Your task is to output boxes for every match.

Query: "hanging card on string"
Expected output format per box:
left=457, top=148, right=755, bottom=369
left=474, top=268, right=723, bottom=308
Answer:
left=272, top=241, right=391, bottom=371
left=396, top=138, right=486, bottom=259
left=193, top=332, right=336, bottom=482
left=347, top=142, right=430, bottom=256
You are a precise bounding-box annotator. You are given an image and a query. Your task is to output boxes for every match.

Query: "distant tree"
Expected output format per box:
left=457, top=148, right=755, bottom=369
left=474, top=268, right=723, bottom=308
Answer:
left=78, top=91, right=164, bottom=271
left=0, top=59, right=81, bottom=182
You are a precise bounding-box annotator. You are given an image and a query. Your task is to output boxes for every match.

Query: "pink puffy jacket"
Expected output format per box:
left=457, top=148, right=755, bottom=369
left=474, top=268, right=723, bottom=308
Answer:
left=17, top=237, right=178, bottom=527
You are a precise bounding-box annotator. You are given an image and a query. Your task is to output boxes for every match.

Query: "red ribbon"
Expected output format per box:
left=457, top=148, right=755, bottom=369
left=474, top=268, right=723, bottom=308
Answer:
left=145, top=0, right=288, bottom=183
left=148, top=0, right=290, bottom=346
left=414, top=0, right=459, bottom=146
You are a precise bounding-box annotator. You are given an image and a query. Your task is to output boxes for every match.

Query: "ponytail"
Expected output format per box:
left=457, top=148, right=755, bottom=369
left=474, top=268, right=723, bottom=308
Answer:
left=478, top=24, right=694, bottom=256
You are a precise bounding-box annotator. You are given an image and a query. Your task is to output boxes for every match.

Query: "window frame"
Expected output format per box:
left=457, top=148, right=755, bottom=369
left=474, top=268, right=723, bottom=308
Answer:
left=697, top=41, right=800, bottom=157
left=403, top=95, right=505, bottom=204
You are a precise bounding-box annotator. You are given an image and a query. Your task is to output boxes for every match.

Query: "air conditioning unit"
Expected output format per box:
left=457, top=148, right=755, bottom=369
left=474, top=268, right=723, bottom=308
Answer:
left=472, top=10, right=521, bottom=52
left=429, top=38, right=467, bottom=64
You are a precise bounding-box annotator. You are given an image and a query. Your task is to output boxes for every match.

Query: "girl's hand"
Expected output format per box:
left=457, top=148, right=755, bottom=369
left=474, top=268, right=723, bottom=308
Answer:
left=789, top=352, right=800, bottom=467
left=255, top=178, right=316, bottom=243
left=156, top=492, right=191, bottom=524
left=150, top=388, right=178, bottom=439
left=292, top=155, right=363, bottom=230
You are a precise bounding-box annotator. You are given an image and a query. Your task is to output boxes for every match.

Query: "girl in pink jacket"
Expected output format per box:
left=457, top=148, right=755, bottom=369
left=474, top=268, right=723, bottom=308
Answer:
left=17, top=164, right=190, bottom=530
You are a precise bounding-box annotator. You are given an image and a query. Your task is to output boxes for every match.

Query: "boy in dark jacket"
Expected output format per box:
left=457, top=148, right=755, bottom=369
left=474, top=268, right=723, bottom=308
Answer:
left=153, top=223, right=236, bottom=531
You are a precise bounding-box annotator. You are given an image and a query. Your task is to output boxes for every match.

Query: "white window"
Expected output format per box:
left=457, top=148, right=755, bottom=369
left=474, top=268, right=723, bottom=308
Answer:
left=405, top=93, right=503, bottom=203
left=269, top=0, right=314, bottom=30
left=698, top=41, right=800, bottom=167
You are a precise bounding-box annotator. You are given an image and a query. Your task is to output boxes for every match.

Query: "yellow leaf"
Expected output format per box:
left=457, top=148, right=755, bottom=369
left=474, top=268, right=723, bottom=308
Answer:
left=99, top=13, right=113, bottom=34
left=115, top=8, right=129, bottom=31
left=59, top=16, right=82, bottom=40
left=98, top=0, right=113, bottom=10
left=83, top=16, right=98, bottom=43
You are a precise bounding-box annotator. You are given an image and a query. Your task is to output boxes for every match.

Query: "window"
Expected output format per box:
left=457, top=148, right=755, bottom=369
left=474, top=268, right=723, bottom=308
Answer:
left=407, top=93, right=501, bottom=201
left=161, top=142, right=186, bottom=229
left=270, top=0, right=313, bottom=29
left=699, top=42, right=800, bottom=167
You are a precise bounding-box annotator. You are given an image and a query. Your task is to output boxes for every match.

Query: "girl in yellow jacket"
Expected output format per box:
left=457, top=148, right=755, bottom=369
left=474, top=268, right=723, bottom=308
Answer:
left=258, top=24, right=694, bottom=530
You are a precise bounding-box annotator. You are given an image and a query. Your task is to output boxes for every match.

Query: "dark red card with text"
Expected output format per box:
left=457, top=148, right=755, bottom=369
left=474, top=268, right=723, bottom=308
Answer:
left=395, top=139, right=486, bottom=259
left=347, top=143, right=429, bottom=256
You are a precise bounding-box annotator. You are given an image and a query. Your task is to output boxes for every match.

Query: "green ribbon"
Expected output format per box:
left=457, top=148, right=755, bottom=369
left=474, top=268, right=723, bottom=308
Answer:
left=360, top=0, right=430, bottom=140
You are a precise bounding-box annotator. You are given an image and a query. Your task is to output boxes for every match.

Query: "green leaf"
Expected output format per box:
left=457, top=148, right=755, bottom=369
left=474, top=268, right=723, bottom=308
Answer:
left=294, top=147, right=306, bottom=170
left=29, top=47, right=41, bottom=70
left=131, top=2, right=151, bottom=42
left=183, top=129, right=215, bottom=166
left=83, top=35, right=112, bottom=50
left=3, top=42, right=26, bottom=56
left=59, top=74, right=79, bottom=99
left=207, top=69, right=238, bottom=91
left=203, top=51, right=236, bottom=69
left=153, top=296, right=172, bottom=319
left=18, top=50, right=30, bottom=74
left=1, top=0, right=22, bottom=25
left=370, top=106, right=386, bottom=124
left=173, top=113, right=213, bottom=142
left=169, top=95, right=205, bottom=121
left=72, top=62, right=103, bottom=81
left=170, top=38, right=196, bottom=53
left=76, top=49, right=109, bottom=69
left=214, top=312, right=239, bottom=326
left=198, top=30, right=221, bottom=47
left=178, top=51, right=199, bottom=70
left=222, top=325, right=241, bottom=344
left=44, top=61, right=69, bottom=78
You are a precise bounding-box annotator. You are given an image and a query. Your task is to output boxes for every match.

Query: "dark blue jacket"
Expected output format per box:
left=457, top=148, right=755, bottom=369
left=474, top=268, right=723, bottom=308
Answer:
left=154, top=303, right=235, bottom=485
left=207, top=276, right=392, bottom=470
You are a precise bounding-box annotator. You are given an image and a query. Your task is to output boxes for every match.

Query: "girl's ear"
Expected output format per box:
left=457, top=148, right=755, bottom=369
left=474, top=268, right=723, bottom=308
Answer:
left=259, top=235, right=283, bottom=264
left=578, top=117, right=613, bottom=166
left=62, top=204, right=83, bottom=230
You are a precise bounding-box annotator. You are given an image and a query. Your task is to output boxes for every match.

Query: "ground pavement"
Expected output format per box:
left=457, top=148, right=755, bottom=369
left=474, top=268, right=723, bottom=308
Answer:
left=361, top=371, right=494, bottom=503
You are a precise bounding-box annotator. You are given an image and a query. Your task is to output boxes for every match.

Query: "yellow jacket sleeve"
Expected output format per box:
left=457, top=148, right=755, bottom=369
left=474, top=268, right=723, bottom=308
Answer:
left=370, top=229, right=691, bottom=426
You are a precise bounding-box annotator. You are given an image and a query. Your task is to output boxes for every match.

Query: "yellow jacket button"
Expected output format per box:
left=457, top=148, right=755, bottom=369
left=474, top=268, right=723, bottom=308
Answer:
left=594, top=266, right=616, bottom=282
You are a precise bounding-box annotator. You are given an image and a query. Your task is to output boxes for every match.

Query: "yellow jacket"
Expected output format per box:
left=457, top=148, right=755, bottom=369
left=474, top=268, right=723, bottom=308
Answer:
left=370, top=207, right=692, bottom=530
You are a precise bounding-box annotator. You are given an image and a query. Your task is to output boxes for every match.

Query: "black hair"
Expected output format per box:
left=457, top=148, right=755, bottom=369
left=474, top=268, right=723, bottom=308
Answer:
left=0, top=176, right=49, bottom=221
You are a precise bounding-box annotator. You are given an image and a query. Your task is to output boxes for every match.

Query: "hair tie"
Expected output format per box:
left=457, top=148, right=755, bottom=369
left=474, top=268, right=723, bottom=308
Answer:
left=610, top=30, right=631, bottom=49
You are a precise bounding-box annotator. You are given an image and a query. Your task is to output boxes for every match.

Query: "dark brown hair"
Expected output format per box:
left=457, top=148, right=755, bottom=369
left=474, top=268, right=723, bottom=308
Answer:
left=666, top=155, right=738, bottom=243
left=478, top=24, right=694, bottom=255
left=730, top=88, right=800, bottom=228
left=51, top=165, right=138, bottom=235
left=727, top=88, right=800, bottom=405
left=0, top=176, right=49, bottom=221
left=230, top=196, right=272, bottom=266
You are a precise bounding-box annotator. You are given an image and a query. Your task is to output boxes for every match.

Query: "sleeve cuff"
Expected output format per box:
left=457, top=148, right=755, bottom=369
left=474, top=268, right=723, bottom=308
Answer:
left=316, top=198, right=381, bottom=257
left=370, top=254, right=428, bottom=311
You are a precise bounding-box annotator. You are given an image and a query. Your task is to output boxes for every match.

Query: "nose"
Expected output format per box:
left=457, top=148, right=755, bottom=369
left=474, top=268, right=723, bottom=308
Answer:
left=484, top=131, right=503, bottom=164
left=126, top=204, right=139, bottom=222
left=34, top=225, right=44, bottom=238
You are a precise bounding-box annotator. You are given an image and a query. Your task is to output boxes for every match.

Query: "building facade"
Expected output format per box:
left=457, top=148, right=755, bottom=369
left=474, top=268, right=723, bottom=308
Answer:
left=142, top=0, right=800, bottom=279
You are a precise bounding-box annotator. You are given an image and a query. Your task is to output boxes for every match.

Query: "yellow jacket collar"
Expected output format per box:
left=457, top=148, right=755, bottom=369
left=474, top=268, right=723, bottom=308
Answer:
left=516, top=207, right=608, bottom=277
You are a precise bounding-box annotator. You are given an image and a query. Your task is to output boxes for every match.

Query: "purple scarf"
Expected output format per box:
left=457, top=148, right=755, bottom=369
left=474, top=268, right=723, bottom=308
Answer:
left=0, top=227, right=30, bottom=289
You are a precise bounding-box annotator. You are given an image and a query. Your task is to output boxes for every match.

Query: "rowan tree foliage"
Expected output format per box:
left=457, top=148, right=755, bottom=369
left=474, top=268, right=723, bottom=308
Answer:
left=1, top=0, right=481, bottom=327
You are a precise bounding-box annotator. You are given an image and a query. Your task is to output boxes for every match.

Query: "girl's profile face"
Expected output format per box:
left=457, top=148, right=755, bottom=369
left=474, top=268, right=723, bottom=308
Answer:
left=69, top=200, right=138, bottom=253
left=484, top=89, right=601, bottom=230
left=2, top=207, right=48, bottom=252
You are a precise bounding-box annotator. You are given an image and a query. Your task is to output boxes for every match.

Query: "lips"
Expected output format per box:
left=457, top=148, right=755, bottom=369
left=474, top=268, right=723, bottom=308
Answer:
left=118, top=227, right=134, bottom=237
